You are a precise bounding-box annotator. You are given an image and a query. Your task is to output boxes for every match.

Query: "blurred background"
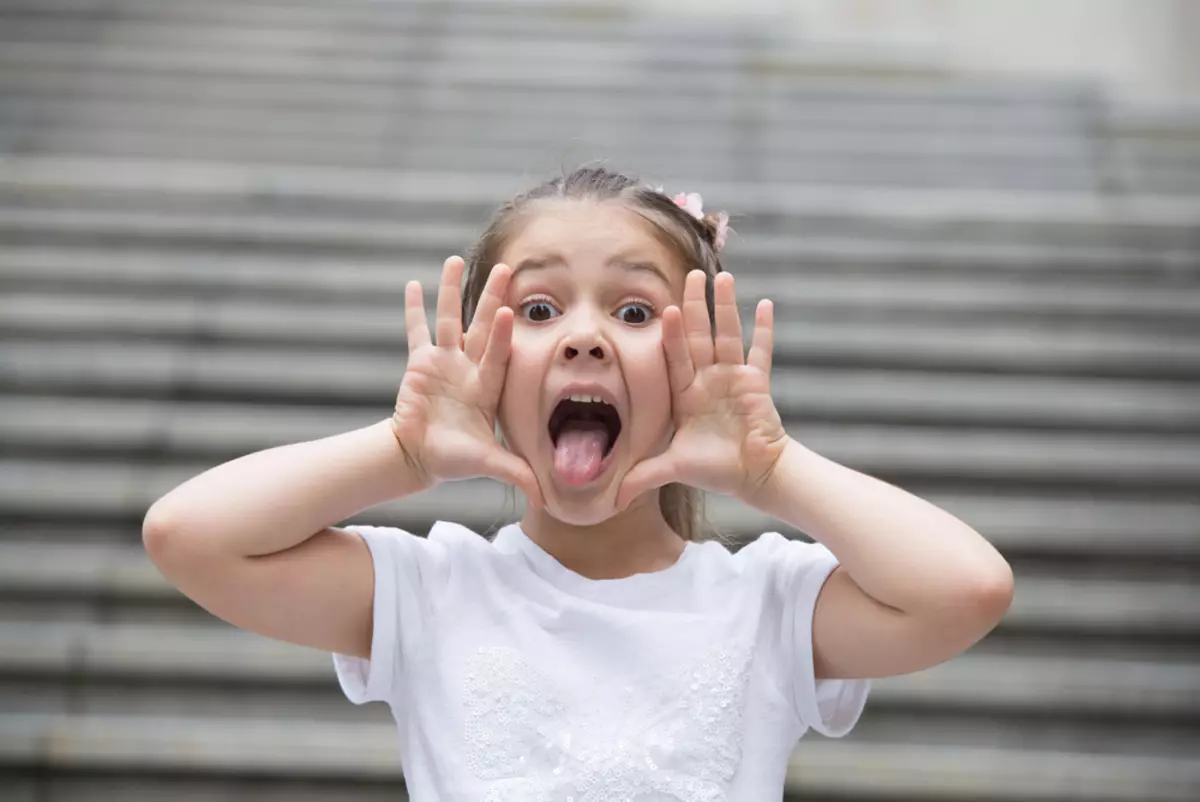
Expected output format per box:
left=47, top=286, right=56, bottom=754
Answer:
left=1, top=0, right=1198, bottom=800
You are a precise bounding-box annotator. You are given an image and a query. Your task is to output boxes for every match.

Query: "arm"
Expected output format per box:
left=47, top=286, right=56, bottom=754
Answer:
left=749, top=437, right=1014, bottom=680
left=143, top=418, right=427, bottom=658
left=616, top=269, right=1013, bottom=681
left=143, top=256, right=539, bottom=660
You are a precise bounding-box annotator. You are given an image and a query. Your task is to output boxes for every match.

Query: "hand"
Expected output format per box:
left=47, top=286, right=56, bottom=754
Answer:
left=616, top=270, right=789, bottom=511
left=391, top=256, right=543, bottom=507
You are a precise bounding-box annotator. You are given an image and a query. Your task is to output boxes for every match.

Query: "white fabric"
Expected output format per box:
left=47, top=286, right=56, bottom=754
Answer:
left=333, top=521, right=869, bottom=801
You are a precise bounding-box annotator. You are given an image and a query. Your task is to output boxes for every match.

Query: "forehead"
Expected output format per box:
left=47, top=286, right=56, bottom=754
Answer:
left=499, top=200, right=685, bottom=291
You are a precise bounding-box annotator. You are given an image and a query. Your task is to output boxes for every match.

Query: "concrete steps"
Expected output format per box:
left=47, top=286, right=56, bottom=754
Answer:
left=1, top=711, right=1197, bottom=801
left=0, top=0, right=1112, bottom=191
left=1, top=0, right=1198, bottom=799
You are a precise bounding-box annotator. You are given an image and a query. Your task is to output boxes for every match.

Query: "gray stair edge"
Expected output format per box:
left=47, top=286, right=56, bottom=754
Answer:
left=3, top=156, right=1199, bottom=228
left=0, top=540, right=1196, bottom=633
left=0, top=713, right=1195, bottom=800
left=4, top=251, right=1200, bottom=314
left=5, top=406, right=1200, bottom=487
left=5, top=314, right=1200, bottom=380
left=1, top=619, right=1196, bottom=716
left=3, top=480, right=1197, bottom=556
left=4, top=367, right=1199, bottom=433
left=5, top=455, right=1200, bottom=549
left=10, top=269, right=1200, bottom=320
left=4, top=219, right=1194, bottom=276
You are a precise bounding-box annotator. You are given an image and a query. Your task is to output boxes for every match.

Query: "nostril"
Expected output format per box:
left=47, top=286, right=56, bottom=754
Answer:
left=589, top=346, right=603, bottom=359
left=565, top=346, right=578, bottom=359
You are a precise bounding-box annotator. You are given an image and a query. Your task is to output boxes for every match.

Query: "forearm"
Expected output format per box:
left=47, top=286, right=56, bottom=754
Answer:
left=749, top=437, right=1013, bottom=617
left=144, top=418, right=427, bottom=558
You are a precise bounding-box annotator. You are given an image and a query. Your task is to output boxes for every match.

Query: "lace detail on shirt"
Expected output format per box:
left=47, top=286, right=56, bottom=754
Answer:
left=462, top=641, right=752, bottom=802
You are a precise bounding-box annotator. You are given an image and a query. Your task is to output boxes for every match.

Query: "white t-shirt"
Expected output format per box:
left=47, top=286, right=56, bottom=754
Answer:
left=332, top=520, right=869, bottom=801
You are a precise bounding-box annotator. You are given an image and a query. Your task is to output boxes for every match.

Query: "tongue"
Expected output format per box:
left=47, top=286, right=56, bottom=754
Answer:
left=553, top=422, right=611, bottom=486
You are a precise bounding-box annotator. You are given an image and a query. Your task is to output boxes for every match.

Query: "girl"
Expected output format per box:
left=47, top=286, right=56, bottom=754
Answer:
left=143, top=166, right=1014, bottom=801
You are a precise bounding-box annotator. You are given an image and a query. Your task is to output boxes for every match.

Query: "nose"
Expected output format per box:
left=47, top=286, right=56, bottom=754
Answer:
left=559, top=312, right=610, bottom=363
left=564, top=341, right=605, bottom=360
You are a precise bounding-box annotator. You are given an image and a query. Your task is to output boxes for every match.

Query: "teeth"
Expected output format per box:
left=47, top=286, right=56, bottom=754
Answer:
left=568, top=394, right=603, bottom=403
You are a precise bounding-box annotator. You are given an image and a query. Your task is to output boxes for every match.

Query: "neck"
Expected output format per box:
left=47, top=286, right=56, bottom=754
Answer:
left=519, top=491, right=686, bottom=580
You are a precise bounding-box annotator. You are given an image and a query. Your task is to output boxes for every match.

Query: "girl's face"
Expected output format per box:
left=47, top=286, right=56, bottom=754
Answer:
left=496, top=200, right=687, bottom=525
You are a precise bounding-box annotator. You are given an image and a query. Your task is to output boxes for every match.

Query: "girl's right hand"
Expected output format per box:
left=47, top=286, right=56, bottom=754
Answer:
left=390, top=256, right=543, bottom=508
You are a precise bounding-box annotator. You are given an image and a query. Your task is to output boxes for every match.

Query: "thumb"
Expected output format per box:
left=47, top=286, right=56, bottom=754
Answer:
left=483, top=445, right=544, bottom=509
left=617, top=453, right=679, bottom=512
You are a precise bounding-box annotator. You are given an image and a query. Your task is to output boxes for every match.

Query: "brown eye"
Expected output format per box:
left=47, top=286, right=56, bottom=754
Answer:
left=521, top=300, right=559, bottom=322
left=616, top=302, right=652, bottom=326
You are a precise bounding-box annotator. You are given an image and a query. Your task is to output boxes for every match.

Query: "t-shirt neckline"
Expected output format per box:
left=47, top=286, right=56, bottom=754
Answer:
left=493, top=523, right=697, bottom=603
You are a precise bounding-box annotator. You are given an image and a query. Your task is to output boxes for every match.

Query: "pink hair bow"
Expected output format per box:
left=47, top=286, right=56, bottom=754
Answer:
left=671, top=191, right=730, bottom=251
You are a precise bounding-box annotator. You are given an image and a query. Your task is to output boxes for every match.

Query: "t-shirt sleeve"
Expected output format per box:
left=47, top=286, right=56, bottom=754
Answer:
left=331, top=523, right=450, bottom=707
left=771, top=535, right=870, bottom=737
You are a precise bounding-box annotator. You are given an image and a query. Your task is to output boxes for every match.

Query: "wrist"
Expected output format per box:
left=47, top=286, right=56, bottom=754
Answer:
left=740, top=436, right=805, bottom=516
left=384, top=414, right=436, bottom=494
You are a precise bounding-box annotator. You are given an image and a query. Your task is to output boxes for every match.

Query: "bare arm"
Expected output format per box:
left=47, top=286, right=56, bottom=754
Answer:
left=143, top=418, right=428, bottom=658
left=143, top=257, right=539, bottom=661
left=750, top=438, right=1015, bottom=680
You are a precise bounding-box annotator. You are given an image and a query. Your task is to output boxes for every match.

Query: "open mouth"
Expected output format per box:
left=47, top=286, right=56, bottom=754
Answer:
left=548, top=395, right=622, bottom=486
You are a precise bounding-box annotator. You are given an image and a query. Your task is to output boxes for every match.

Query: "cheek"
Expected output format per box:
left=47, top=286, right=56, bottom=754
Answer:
left=497, top=338, right=546, bottom=445
left=624, top=341, right=672, bottom=432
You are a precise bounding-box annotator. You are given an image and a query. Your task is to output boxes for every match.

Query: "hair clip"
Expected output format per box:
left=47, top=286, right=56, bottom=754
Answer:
left=660, top=189, right=730, bottom=251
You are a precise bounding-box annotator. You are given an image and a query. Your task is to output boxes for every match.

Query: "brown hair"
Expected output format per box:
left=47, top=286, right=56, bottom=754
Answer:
left=462, top=165, right=733, bottom=544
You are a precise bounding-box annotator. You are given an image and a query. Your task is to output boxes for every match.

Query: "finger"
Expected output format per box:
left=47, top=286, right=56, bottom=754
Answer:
left=713, top=272, right=744, bottom=364
left=747, top=299, right=774, bottom=375
left=464, top=263, right=511, bottom=363
left=682, top=269, right=714, bottom=368
left=616, top=453, right=679, bottom=512
left=435, top=256, right=466, bottom=350
left=484, top=446, right=544, bottom=509
left=404, top=280, right=431, bottom=352
left=477, top=306, right=514, bottom=407
left=661, top=305, right=694, bottom=394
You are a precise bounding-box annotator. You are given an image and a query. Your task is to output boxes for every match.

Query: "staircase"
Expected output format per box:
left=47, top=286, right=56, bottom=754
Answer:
left=1, top=1, right=1199, bottom=800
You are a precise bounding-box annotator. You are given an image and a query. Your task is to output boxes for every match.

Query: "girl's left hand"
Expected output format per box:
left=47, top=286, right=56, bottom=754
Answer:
left=616, top=270, right=790, bottom=511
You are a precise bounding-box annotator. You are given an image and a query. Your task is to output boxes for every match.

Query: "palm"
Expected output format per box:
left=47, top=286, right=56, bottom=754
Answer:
left=392, top=257, right=542, bottom=506
left=669, top=364, right=783, bottom=495
left=617, top=270, right=787, bottom=509
left=394, top=349, right=497, bottom=482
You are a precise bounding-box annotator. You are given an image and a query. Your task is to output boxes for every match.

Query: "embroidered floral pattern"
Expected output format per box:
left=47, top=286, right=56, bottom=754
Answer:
left=462, top=642, right=752, bottom=802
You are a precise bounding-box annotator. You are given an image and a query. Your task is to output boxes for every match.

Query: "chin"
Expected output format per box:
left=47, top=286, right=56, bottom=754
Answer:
left=537, top=467, right=623, bottom=527
left=541, top=494, right=618, bottom=527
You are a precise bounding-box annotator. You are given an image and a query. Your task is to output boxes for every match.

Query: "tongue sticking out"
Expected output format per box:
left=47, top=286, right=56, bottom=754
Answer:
left=553, top=421, right=611, bottom=486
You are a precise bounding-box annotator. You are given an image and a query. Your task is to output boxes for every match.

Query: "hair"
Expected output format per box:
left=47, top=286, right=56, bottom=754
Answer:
left=462, top=165, right=734, bottom=545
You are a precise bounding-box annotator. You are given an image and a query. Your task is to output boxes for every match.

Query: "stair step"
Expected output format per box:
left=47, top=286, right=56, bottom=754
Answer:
left=1, top=618, right=1197, bottom=718
left=3, top=156, right=1197, bottom=245
left=4, top=482, right=1198, bottom=558
left=0, top=712, right=1194, bottom=800
left=5, top=266, right=1200, bottom=327
left=3, top=342, right=1198, bottom=428
left=5, top=320, right=1198, bottom=385
left=3, top=399, right=1200, bottom=487
left=0, top=89, right=1096, bottom=153
left=2, top=206, right=1195, bottom=278
left=1, top=538, right=1196, bottom=637
left=0, top=70, right=1096, bottom=135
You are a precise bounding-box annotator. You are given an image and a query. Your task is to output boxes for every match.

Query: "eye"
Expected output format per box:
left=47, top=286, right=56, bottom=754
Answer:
left=615, top=301, right=654, bottom=326
left=520, top=297, right=560, bottom=322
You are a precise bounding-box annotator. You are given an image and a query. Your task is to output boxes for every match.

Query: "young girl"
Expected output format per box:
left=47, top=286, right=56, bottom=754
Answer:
left=143, top=166, right=1014, bottom=800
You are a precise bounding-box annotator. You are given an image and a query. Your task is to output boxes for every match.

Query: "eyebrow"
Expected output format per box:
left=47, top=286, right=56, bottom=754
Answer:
left=511, top=255, right=671, bottom=286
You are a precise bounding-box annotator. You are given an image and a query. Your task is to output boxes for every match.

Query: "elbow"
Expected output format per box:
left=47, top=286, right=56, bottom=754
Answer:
left=964, top=558, right=1015, bottom=628
left=142, top=503, right=185, bottom=563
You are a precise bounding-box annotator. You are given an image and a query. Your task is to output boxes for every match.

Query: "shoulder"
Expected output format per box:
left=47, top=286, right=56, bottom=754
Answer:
left=340, top=519, right=494, bottom=574
left=727, top=531, right=840, bottom=592
left=727, top=530, right=834, bottom=567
